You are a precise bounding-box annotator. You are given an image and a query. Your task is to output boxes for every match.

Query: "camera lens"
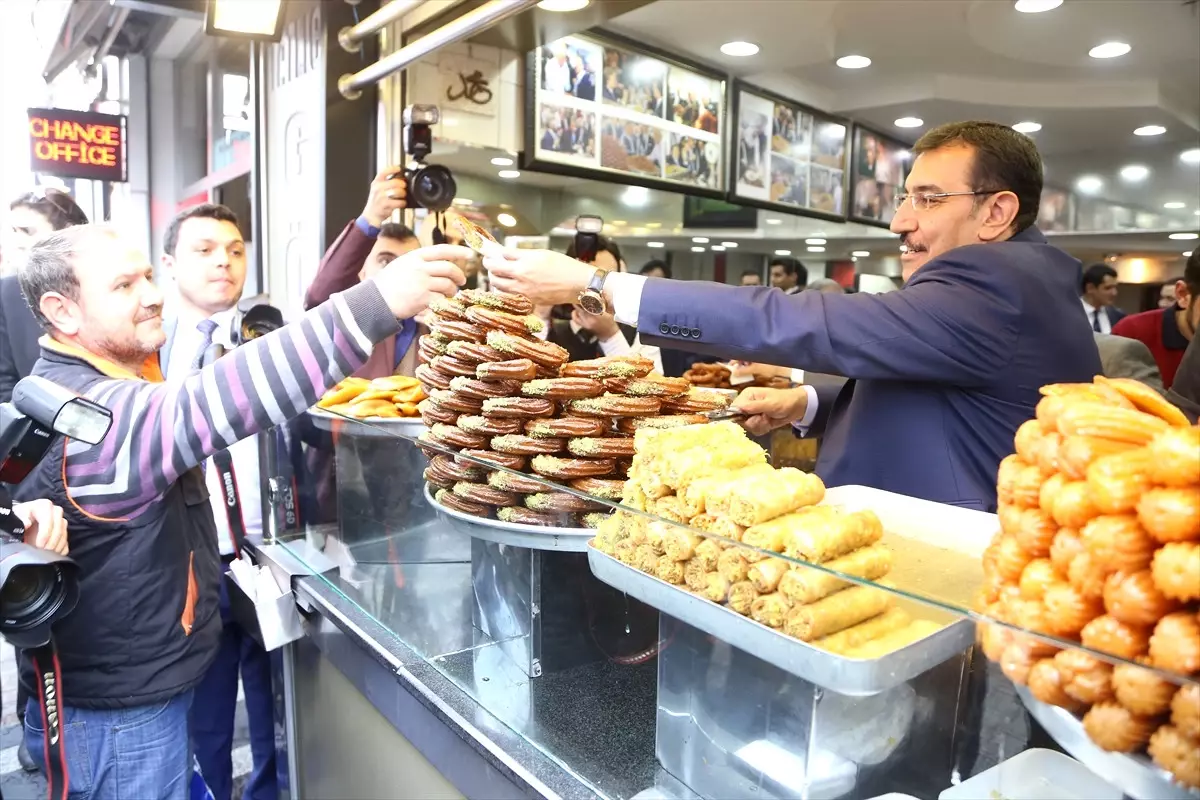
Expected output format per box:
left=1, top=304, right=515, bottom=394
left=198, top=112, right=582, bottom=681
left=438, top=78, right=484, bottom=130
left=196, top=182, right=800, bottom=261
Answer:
left=0, top=564, right=55, bottom=617
left=409, top=164, right=457, bottom=213
left=0, top=539, right=80, bottom=648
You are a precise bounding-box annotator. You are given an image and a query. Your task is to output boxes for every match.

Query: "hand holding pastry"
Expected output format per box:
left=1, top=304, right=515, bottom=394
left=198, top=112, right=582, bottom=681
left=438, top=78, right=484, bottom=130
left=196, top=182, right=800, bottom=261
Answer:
left=732, top=386, right=809, bottom=436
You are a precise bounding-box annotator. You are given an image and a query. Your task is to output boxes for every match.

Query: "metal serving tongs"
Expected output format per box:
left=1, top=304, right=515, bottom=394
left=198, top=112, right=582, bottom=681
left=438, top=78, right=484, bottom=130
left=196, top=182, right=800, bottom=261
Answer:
left=704, top=407, right=748, bottom=422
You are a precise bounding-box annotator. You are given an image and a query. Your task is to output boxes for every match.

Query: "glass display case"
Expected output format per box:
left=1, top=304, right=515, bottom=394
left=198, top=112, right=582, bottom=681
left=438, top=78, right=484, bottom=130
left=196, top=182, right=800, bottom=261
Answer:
left=257, top=406, right=1200, bottom=800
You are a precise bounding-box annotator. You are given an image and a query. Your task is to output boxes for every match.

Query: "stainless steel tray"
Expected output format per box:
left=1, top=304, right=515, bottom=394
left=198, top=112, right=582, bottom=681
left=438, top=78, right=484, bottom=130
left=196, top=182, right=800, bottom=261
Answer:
left=587, top=545, right=974, bottom=696
left=307, top=407, right=426, bottom=438
left=1017, top=685, right=1200, bottom=800
left=423, top=484, right=595, bottom=551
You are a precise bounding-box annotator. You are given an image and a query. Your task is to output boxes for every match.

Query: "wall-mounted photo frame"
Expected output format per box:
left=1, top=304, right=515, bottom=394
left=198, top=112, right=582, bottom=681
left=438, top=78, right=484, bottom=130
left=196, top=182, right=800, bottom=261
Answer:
left=727, top=82, right=851, bottom=223
left=1037, top=185, right=1075, bottom=232
left=848, top=123, right=912, bottom=228
left=524, top=31, right=727, bottom=197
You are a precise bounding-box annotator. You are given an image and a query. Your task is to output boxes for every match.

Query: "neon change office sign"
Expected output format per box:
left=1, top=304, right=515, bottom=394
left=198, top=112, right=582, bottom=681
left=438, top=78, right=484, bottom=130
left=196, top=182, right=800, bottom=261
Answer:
left=28, top=108, right=128, bottom=182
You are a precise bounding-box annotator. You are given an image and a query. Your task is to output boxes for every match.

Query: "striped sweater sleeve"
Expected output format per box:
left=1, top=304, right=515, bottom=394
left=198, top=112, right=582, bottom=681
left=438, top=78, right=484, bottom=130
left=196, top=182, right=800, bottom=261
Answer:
left=63, top=282, right=400, bottom=520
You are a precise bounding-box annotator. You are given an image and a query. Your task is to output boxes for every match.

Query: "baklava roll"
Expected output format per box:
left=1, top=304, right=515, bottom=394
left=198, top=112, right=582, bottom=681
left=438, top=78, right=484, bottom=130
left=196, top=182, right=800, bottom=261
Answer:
left=701, top=572, right=732, bottom=604
left=846, top=620, right=941, bottom=659
left=655, top=555, right=686, bottom=585
left=682, top=463, right=773, bottom=517
left=613, top=539, right=638, bottom=565
left=727, top=581, right=760, bottom=615
left=687, top=513, right=721, bottom=534
left=671, top=440, right=767, bottom=489
left=727, top=468, right=826, bottom=527
left=683, top=558, right=710, bottom=592
left=710, top=517, right=747, bottom=544
left=778, top=543, right=893, bottom=605
left=692, top=538, right=723, bottom=572
left=634, top=544, right=660, bottom=575
left=750, top=592, right=793, bottom=629
left=783, top=582, right=894, bottom=642
left=662, top=527, right=703, bottom=562
left=813, top=607, right=911, bottom=655
left=645, top=520, right=668, bottom=554
left=778, top=508, right=884, bottom=564
left=717, top=548, right=751, bottom=583
left=749, top=557, right=790, bottom=593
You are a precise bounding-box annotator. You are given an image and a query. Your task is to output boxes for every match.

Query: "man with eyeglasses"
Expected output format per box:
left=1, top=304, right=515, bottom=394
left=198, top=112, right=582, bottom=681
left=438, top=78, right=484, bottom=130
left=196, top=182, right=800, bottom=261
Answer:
left=484, top=120, right=1100, bottom=512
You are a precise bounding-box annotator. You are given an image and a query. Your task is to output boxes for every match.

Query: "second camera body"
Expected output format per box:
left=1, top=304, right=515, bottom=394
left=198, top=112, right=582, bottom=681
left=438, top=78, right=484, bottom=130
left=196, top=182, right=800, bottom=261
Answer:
left=403, top=104, right=457, bottom=212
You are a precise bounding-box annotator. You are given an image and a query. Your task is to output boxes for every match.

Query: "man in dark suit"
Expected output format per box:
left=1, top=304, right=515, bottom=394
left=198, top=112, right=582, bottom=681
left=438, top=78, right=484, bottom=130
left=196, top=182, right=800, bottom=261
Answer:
left=1080, top=263, right=1126, bottom=333
left=486, top=120, right=1101, bottom=512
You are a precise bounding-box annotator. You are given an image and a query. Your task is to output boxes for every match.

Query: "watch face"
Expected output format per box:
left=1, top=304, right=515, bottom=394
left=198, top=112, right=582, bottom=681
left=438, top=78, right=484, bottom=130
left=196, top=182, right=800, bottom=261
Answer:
left=578, top=291, right=605, bottom=315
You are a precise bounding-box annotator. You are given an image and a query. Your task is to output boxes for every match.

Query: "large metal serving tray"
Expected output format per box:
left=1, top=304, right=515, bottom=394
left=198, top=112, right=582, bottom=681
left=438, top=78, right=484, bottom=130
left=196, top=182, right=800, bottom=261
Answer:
left=588, top=544, right=973, bottom=696
left=423, top=485, right=595, bottom=552
left=307, top=407, right=426, bottom=438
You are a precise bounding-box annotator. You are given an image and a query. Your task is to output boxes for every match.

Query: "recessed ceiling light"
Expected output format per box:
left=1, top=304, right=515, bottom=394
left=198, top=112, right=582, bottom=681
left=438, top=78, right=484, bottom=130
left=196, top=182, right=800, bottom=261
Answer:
left=1181, top=149, right=1200, bottom=165
left=497, top=170, right=521, bottom=179
left=774, top=249, right=792, bottom=256
left=1168, top=232, right=1199, bottom=240
left=692, top=237, right=709, bottom=243
left=1076, top=176, right=1103, bottom=194
left=720, top=41, right=759, bottom=57
left=1165, top=202, right=1186, bottom=210
left=1120, top=165, right=1149, bottom=182
left=691, top=246, right=705, bottom=252
left=647, top=241, right=664, bottom=248
left=1134, top=125, right=1166, bottom=137
left=496, top=213, right=517, bottom=227
left=1186, top=251, right=1196, bottom=256
left=1195, top=210, right=1200, bottom=216
left=537, top=0, right=589, bottom=10
left=622, top=186, right=650, bottom=207
left=711, top=245, right=726, bottom=252
left=1014, top=0, right=1063, bottom=12
left=490, top=157, right=514, bottom=166
left=852, top=250, right=871, bottom=257
left=805, top=238, right=827, bottom=245
left=836, top=55, right=871, bottom=69
left=452, top=197, right=473, bottom=206
left=612, top=220, right=627, bottom=225
left=1089, top=41, right=1131, bottom=59
left=894, top=117, right=923, bottom=129
left=720, top=241, right=738, bottom=248
left=1012, top=121, right=1042, bottom=134
left=807, top=246, right=826, bottom=253
left=645, top=222, right=662, bottom=228
left=765, top=218, right=782, bottom=225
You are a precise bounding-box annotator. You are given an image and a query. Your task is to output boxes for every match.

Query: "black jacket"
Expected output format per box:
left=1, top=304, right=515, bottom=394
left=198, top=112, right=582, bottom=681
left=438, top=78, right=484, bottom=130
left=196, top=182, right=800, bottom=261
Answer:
left=0, top=275, right=43, bottom=402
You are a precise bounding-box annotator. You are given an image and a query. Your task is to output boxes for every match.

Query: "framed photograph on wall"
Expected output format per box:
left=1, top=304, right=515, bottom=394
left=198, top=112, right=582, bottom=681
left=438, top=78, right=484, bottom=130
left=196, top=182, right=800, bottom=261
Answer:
left=1037, top=186, right=1075, bottom=232
left=848, top=124, right=912, bottom=228
left=728, top=82, right=850, bottom=222
left=525, top=32, right=727, bottom=196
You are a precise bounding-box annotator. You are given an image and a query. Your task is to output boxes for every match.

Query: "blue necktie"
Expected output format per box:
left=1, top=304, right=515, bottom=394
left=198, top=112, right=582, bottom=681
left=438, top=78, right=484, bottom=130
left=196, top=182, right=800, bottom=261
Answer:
left=191, top=319, right=220, bottom=370
left=393, top=318, right=417, bottom=370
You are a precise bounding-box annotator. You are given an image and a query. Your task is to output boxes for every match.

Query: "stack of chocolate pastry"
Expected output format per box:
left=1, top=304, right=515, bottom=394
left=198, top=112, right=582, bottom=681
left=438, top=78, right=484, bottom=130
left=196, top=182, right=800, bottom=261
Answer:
left=413, top=289, right=730, bottom=528
left=977, top=376, right=1199, bottom=790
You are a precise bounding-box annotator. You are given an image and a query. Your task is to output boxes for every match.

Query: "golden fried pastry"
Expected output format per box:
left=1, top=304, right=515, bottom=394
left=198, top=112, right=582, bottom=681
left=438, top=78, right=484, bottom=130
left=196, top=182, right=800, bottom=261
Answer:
left=1016, top=507, right=1057, bottom=558
left=997, top=454, right=1027, bottom=506
left=1150, top=612, right=1200, bottom=675
left=486, top=331, right=569, bottom=368
left=1055, top=648, right=1115, bottom=704
left=561, top=355, right=655, bottom=380
left=456, top=450, right=525, bottom=472
left=1112, top=662, right=1179, bottom=717
left=457, top=415, right=523, bottom=436
left=1014, top=419, right=1044, bottom=462
left=423, top=466, right=455, bottom=490
left=633, top=543, right=660, bottom=572
left=1000, top=638, right=1042, bottom=685
left=1104, top=570, right=1181, bottom=627
left=1020, top=558, right=1059, bottom=601
left=427, top=388, right=485, bottom=414
left=579, top=512, right=611, bottom=530
left=661, top=527, right=703, bottom=562
left=448, top=376, right=521, bottom=400
left=521, top=377, right=604, bottom=400
left=1171, top=683, right=1200, bottom=740
left=783, top=583, right=893, bottom=641
left=992, top=535, right=1034, bottom=583
left=1012, top=464, right=1047, bottom=508
left=488, top=470, right=548, bottom=495
left=1012, top=598, right=1057, bottom=642
left=1087, top=448, right=1154, bottom=515
left=778, top=508, right=885, bottom=564
left=567, top=437, right=637, bottom=459
left=445, top=340, right=504, bottom=364
left=453, top=481, right=520, bottom=508
left=529, top=454, right=615, bottom=479
left=1035, top=431, right=1064, bottom=475
left=701, top=572, right=732, bottom=604
left=429, top=454, right=485, bottom=483
left=464, top=305, right=544, bottom=336
left=418, top=399, right=459, bottom=427
left=660, top=388, right=732, bottom=414
left=616, top=414, right=709, bottom=434
left=780, top=543, right=893, bottom=605
left=980, top=622, right=1014, bottom=662
left=525, top=492, right=605, bottom=514
left=569, top=477, right=625, bottom=500
left=1039, top=472, right=1067, bottom=515
left=996, top=504, right=1020, bottom=538
left=691, top=538, right=723, bottom=572
left=749, top=558, right=790, bottom=593
left=682, top=558, right=709, bottom=592
left=480, top=397, right=556, bottom=419
left=1057, top=435, right=1140, bottom=481
left=1148, top=426, right=1200, bottom=488
left=1148, top=725, right=1200, bottom=790
left=1083, top=701, right=1158, bottom=753
left=1057, top=403, right=1171, bottom=444
left=727, top=468, right=825, bottom=527
left=602, top=374, right=690, bottom=399
left=1138, top=487, right=1200, bottom=544
left=1043, top=582, right=1103, bottom=637
left=1096, top=375, right=1193, bottom=428
left=651, top=495, right=688, bottom=524
left=1069, top=551, right=1112, bottom=602
left=1080, top=615, right=1151, bottom=661
left=1027, top=659, right=1085, bottom=712
left=717, top=548, right=751, bottom=583
left=613, top=538, right=637, bottom=565
left=564, top=395, right=662, bottom=418
left=459, top=289, right=534, bottom=316
left=525, top=417, right=608, bottom=438
left=817, top=607, right=913, bottom=655
left=415, top=363, right=454, bottom=391
left=654, top=555, right=687, bottom=585
left=1050, top=481, right=1099, bottom=530
left=430, top=319, right=489, bottom=344
left=728, top=581, right=760, bottom=615
left=477, top=359, right=538, bottom=381
left=1152, top=542, right=1200, bottom=602
left=750, top=592, right=793, bottom=628
left=1093, top=514, right=1157, bottom=573
left=1050, top=528, right=1084, bottom=575
left=436, top=487, right=491, bottom=517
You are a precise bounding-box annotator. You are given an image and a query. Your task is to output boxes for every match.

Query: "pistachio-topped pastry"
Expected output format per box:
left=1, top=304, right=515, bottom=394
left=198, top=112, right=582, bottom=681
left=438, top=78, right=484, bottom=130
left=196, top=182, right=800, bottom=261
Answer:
left=520, top=377, right=604, bottom=399
left=459, top=289, right=534, bottom=316
left=466, top=305, right=546, bottom=336
left=561, top=355, right=655, bottom=379
left=429, top=296, right=469, bottom=322
left=486, top=330, right=569, bottom=368
left=566, top=437, right=636, bottom=458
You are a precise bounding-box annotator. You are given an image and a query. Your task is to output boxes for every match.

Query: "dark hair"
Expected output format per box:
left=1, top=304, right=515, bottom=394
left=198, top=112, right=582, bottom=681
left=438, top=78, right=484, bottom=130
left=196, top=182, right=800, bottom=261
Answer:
left=379, top=222, right=418, bottom=242
left=912, top=120, right=1043, bottom=234
left=741, top=269, right=761, bottom=278
left=1185, top=246, right=1200, bottom=295
left=1082, top=263, right=1118, bottom=292
left=565, top=234, right=622, bottom=265
left=639, top=259, right=671, bottom=279
left=10, top=188, right=89, bottom=231
left=163, top=203, right=240, bottom=256
left=768, top=257, right=809, bottom=286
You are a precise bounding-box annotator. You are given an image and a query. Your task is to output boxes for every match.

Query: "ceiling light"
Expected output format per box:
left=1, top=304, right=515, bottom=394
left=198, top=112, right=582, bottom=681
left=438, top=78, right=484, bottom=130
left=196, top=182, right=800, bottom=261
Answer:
left=497, top=170, right=521, bottom=179
left=452, top=197, right=473, bottom=206
left=807, top=246, right=826, bottom=253
left=1181, top=149, right=1200, bottom=165
left=206, top=0, right=284, bottom=41
left=805, top=238, right=827, bottom=245
left=692, top=237, right=709, bottom=243
left=691, top=246, right=705, bottom=252
left=1120, top=165, right=1149, bottom=182
left=774, top=249, right=792, bottom=256
left=645, top=222, right=662, bottom=229
left=1012, top=121, right=1042, bottom=134
left=765, top=218, right=782, bottom=225
left=1168, top=232, right=1199, bottom=240
left=1076, top=176, right=1103, bottom=194
left=836, top=55, right=871, bottom=69
left=1187, top=251, right=1196, bottom=257
left=647, top=241, right=664, bottom=248
left=711, top=245, right=726, bottom=252
left=612, top=220, right=627, bottom=225
left=537, top=0, right=589, bottom=11
left=852, top=250, right=871, bottom=257
left=720, top=241, right=738, bottom=248
left=490, top=156, right=514, bottom=166
left=720, top=41, right=759, bottom=57
left=1164, top=202, right=1186, bottom=210
left=496, top=213, right=517, bottom=227
left=1014, top=0, right=1063, bottom=12
left=1089, top=41, right=1130, bottom=59
left=1196, top=210, right=1200, bottom=216
left=1134, top=125, right=1166, bottom=137
left=622, top=186, right=651, bottom=207
left=894, top=117, right=923, bottom=128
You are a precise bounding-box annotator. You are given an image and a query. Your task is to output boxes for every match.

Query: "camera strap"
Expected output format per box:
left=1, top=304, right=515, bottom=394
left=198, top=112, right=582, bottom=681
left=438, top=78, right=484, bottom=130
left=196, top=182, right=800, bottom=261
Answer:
left=29, top=638, right=68, bottom=800
left=211, top=449, right=248, bottom=558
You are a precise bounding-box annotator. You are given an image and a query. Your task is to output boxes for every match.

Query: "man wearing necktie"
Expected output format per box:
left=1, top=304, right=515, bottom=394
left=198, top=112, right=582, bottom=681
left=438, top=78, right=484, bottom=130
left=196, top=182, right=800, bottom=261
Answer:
left=1080, top=262, right=1126, bottom=334
left=158, top=204, right=276, bottom=800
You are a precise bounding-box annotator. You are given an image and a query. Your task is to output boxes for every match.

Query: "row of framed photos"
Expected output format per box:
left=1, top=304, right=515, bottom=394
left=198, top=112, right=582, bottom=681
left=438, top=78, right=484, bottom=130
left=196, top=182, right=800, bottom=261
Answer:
left=523, top=31, right=915, bottom=228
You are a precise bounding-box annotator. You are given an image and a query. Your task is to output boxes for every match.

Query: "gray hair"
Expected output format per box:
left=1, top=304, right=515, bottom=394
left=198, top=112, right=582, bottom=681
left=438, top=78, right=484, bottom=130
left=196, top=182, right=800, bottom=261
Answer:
left=19, top=224, right=119, bottom=332
left=807, top=278, right=845, bottom=294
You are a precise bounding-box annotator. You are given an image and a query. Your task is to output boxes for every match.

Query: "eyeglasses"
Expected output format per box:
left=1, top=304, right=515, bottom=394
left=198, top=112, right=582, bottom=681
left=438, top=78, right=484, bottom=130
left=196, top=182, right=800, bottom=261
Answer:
left=893, top=190, right=1006, bottom=212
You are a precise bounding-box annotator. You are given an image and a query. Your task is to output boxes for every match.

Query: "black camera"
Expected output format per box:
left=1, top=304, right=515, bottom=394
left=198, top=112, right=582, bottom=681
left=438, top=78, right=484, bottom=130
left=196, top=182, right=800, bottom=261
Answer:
left=0, top=376, right=112, bottom=649
left=403, top=104, right=457, bottom=212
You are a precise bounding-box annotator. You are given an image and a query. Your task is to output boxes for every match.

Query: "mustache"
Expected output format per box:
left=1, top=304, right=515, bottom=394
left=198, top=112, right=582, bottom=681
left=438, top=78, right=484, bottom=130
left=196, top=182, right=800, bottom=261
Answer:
left=900, top=236, right=927, bottom=253
left=135, top=306, right=163, bottom=323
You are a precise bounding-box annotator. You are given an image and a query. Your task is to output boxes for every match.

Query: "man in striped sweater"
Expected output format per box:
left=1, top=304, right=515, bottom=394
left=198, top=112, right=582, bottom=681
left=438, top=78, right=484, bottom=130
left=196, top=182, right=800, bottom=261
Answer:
left=12, top=223, right=469, bottom=800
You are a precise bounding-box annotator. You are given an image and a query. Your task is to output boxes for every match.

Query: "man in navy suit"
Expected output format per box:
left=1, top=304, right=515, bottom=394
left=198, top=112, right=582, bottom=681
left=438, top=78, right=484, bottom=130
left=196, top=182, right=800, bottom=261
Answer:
left=1080, top=263, right=1126, bottom=333
left=486, top=121, right=1101, bottom=512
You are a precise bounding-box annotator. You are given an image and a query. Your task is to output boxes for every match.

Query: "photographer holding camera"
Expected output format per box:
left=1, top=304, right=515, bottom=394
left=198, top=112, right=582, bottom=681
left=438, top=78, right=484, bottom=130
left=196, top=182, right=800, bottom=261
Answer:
left=13, top=223, right=470, bottom=799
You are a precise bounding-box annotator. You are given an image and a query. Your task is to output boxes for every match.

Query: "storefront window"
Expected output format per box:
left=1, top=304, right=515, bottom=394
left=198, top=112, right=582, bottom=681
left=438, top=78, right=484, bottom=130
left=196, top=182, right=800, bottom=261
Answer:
left=211, top=40, right=252, bottom=174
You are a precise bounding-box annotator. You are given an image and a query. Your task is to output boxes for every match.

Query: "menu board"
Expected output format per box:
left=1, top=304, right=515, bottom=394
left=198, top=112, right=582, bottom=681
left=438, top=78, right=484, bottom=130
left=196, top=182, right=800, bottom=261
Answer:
left=530, top=35, right=725, bottom=193
left=850, top=125, right=910, bottom=226
left=731, top=85, right=849, bottom=218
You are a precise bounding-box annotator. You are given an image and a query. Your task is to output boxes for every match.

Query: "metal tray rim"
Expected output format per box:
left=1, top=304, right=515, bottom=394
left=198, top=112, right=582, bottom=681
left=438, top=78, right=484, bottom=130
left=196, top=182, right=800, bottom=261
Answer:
left=587, top=544, right=974, bottom=696
left=423, top=484, right=595, bottom=551
left=307, top=407, right=427, bottom=436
